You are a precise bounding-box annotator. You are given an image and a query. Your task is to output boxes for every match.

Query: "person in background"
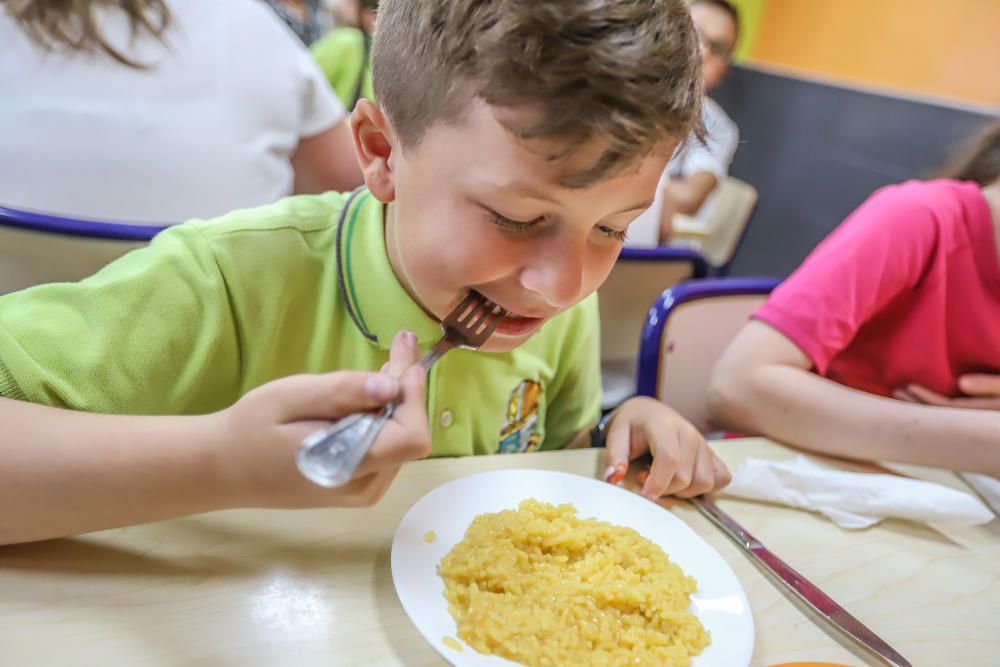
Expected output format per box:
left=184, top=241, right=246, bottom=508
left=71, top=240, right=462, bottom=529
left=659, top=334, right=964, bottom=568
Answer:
left=708, top=120, right=1000, bottom=478
left=261, top=0, right=323, bottom=45
left=311, top=0, right=377, bottom=109
left=638, top=0, right=740, bottom=245
left=0, top=0, right=363, bottom=224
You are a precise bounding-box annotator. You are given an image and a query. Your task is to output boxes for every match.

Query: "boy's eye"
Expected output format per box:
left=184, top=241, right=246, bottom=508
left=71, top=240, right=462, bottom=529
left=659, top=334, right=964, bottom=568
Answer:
left=597, top=225, right=628, bottom=243
left=486, top=209, right=543, bottom=233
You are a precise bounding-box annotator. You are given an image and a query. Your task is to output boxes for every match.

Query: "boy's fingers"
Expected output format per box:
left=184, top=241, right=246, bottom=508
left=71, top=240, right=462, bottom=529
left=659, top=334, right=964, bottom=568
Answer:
left=602, top=413, right=632, bottom=484
left=385, top=330, right=420, bottom=378
left=673, top=442, right=717, bottom=499
left=650, top=423, right=701, bottom=499
left=712, top=455, right=733, bottom=489
left=274, top=371, right=398, bottom=421
left=639, top=421, right=682, bottom=499
left=358, top=364, right=431, bottom=474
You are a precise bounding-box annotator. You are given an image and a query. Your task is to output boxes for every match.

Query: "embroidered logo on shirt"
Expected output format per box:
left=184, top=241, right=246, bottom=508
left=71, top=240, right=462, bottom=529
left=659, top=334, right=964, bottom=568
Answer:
left=498, top=380, right=542, bottom=454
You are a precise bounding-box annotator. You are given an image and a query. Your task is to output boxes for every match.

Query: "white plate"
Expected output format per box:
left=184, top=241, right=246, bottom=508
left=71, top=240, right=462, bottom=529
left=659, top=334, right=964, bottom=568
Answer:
left=391, top=469, right=754, bottom=667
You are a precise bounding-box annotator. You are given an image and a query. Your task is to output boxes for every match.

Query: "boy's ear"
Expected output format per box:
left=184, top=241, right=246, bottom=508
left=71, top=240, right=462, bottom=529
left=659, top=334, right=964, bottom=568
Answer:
left=350, top=99, right=396, bottom=202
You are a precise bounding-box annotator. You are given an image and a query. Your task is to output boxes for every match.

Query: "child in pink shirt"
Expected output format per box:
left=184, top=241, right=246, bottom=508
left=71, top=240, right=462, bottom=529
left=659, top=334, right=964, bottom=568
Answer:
left=709, top=121, right=1000, bottom=477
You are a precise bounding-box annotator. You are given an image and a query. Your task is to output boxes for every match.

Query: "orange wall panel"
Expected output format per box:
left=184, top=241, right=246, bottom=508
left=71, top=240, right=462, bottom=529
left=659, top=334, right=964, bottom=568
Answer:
left=750, top=0, right=1000, bottom=107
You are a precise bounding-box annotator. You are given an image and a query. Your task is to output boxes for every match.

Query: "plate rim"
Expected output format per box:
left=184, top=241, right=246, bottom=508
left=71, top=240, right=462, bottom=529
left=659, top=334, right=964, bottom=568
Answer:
left=391, top=468, right=755, bottom=667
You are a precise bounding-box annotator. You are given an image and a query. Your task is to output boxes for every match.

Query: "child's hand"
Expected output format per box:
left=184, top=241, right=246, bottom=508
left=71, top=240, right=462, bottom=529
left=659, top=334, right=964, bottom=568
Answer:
left=603, top=397, right=731, bottom=499
left=217, top=330, right=430, bottom=508
left=893, top=374, right=1000, bottom=410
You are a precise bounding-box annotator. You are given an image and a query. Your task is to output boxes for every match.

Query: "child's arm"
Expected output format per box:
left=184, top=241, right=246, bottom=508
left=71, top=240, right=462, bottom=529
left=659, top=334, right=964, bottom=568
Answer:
left=601, top=398, right=732, bottom=499
left=0, top=333, right=430, bottom=545
left=708, top=321, right=1000, bottom=476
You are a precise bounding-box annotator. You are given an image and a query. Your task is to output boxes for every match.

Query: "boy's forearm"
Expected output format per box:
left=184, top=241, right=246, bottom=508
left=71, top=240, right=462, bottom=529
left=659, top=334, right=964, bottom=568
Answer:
left=0, top=398, right=234, bottom=545
left=709, top=365, right=1000, bottom=477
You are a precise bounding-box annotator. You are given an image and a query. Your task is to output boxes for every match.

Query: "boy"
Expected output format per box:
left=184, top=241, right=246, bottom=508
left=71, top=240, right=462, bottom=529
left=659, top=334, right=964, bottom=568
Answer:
left=0, top=0, right=730, bottom=545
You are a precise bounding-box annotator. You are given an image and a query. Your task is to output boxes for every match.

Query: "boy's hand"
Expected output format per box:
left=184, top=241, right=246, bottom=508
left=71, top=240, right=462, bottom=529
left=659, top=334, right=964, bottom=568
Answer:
left=893, top=374, right=1000, bottom=410
left=603, top=397, right=731, bottom=499
left=218, top=330, right=430, bottom=508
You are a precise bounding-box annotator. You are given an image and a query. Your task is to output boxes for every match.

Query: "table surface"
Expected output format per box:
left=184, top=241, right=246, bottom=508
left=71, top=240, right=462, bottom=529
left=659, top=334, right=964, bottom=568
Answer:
left=2, top=438, right=997, bottom=667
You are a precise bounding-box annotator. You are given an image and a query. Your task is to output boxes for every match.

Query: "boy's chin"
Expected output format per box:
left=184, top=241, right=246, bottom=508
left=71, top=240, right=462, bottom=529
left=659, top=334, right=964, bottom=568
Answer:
left=479, top=331, right=537, bottom=353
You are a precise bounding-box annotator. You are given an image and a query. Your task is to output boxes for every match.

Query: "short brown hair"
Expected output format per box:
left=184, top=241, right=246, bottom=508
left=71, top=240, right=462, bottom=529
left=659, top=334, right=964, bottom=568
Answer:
left=372, top=0, right=704, bottom=187
left=4, top=0, right=170, bottom=68
left=936, top=120, right=1000, bottom=187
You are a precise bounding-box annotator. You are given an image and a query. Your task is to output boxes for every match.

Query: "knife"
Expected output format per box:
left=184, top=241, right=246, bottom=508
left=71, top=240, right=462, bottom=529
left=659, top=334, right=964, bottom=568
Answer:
left=690, top=496, right=912, bottom=667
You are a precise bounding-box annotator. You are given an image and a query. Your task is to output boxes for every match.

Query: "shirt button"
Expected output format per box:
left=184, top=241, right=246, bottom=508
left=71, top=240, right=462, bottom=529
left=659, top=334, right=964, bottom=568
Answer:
left=438, top=410, right=454, bottom=428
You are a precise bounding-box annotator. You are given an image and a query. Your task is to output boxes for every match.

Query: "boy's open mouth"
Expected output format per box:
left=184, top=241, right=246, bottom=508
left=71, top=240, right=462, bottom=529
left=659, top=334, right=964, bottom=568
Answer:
left=476, top=295, right=548, bottom=337
left=493, top=312, right=545, bottom=337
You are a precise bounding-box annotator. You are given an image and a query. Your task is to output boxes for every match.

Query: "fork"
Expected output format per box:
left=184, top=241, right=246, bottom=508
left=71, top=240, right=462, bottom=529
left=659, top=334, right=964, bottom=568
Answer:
left=296, top=292, right=508, bottom=487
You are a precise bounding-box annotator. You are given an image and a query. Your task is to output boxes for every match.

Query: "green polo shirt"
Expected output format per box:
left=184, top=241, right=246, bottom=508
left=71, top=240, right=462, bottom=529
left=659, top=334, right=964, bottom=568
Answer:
left=0, top=190, right=601, bottom=456
left=311, top=27, right=374, bottom=108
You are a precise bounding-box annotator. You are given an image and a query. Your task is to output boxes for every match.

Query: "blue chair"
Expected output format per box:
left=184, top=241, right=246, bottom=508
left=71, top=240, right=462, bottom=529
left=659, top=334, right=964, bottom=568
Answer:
left=598, top=246, right=709, bottom=410
left=0, top=206, right=167, bottom=294
left=635, top=277, right=780, bottom=433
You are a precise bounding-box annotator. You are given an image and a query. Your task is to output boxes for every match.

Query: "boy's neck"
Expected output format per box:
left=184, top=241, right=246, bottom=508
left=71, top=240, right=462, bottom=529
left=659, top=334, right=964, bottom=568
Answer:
left=382, top=201, right=435, bottom=319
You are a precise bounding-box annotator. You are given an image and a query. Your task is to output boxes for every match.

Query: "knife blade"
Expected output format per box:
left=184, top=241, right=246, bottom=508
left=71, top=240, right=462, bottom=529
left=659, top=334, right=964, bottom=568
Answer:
left=690, top=496, right=912, bottom=667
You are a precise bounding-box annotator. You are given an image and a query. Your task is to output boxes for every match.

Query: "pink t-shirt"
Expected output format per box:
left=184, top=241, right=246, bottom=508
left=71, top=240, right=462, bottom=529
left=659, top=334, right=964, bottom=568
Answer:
left=754, top=179, right=1000, bottom=398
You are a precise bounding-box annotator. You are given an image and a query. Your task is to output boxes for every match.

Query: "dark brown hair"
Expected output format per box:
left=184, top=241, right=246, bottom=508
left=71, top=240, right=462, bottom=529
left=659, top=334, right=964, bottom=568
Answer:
left=936, top=120, right=1000, bottom=187
left=3, top=0, right=170, bottom=68
left=372, top=0, right=704, bottom=187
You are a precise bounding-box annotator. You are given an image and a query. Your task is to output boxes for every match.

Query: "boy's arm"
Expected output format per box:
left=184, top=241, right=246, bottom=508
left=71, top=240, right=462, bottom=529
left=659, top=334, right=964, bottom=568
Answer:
left=0, top=333, right=432, bottom=546
left=708, top=321, right=1000, bottom=477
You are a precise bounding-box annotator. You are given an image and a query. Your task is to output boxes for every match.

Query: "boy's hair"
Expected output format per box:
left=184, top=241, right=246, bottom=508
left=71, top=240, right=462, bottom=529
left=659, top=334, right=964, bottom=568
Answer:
left=936, top=120, right=1000, bottom=187
left=372, top=0, right=704, bottom=187
left=692, top=0, right=740, bottom=43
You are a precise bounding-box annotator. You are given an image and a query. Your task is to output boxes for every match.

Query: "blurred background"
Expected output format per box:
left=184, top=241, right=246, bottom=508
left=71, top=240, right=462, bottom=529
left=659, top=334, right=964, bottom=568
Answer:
left=715, top=0, right=1000, bottom=275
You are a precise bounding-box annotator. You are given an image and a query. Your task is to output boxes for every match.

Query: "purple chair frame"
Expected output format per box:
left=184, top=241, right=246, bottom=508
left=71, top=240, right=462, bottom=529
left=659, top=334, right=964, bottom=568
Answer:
left=618, top=246, right=710, bottom=278
left=634, top=276, right=780, bottom=398
left=0, top=205, right=168, bottom=242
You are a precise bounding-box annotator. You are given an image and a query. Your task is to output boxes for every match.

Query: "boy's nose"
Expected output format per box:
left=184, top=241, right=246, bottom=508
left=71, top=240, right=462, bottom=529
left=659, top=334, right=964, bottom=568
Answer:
left=518, top=241, right=585, bottom=309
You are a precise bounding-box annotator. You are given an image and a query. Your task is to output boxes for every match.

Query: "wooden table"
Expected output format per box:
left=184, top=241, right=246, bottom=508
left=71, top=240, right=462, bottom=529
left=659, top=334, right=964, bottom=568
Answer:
left=2, top=438, right=997, bottom=666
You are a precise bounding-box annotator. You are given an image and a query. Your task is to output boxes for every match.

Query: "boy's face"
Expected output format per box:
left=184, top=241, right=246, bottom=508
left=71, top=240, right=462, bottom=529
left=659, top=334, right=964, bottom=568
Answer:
left=352, top=99, right=672, bottom=352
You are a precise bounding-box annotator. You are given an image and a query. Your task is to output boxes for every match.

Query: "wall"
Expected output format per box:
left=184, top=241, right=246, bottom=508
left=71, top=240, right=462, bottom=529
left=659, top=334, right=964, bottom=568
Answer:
left=712, top=67, right=997, bottom=278
left=748, top=0, right=1000, bottom=107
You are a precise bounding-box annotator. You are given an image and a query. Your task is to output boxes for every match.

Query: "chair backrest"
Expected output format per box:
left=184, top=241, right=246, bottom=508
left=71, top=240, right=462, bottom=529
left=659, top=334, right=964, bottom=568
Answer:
left=670, top=177, right=757, bottom=272
left=597, top=247, right=708, bottom=409
left=700, top=177, right=758, bottom=271
left=636, top=277, right=779, bottom=433
left=0, top=206, right=166, bottom=295
left=598, top=247, right=709, bottom=364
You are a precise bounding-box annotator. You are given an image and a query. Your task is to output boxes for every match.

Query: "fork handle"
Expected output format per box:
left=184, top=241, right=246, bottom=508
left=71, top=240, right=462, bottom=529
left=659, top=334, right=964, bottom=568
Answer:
left=296, top=341, right=455, bottom=488
left=296, top=403, right=394, bottom=487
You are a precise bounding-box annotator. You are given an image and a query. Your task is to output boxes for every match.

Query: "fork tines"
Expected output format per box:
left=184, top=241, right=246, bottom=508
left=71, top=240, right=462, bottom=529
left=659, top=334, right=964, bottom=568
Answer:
left=450, top=292, right=508, bottom=342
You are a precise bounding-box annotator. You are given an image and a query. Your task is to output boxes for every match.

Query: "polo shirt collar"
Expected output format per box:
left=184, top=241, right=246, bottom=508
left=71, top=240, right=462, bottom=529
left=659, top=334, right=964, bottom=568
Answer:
left=337, top=188, right=442, bottom=349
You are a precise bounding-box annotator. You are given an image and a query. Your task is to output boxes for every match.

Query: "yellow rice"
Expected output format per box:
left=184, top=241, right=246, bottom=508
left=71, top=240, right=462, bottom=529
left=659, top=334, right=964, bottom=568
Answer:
left=437, top=499, right=710, bottom=666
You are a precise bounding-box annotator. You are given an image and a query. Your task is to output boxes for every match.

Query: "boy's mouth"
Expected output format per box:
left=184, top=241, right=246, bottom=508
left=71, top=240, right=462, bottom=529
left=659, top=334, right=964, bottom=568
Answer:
left=476, top=295, right=548, bottom=337
left=493, top=312, right=546, bottom=337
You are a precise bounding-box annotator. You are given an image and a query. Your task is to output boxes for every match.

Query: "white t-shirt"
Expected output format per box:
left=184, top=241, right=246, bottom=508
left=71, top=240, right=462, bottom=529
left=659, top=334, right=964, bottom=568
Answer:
left=0, top=0, right=344, bottom=224
left=626, top=97, right=739, bottom=247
